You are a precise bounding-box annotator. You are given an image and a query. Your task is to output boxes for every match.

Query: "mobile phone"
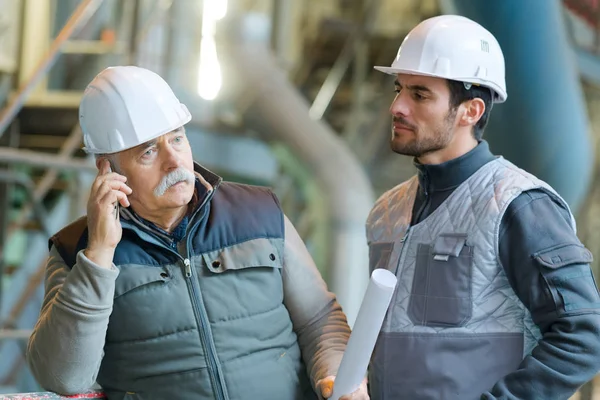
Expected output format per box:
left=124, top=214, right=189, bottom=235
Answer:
left=107, top=161, right=120, bottom=219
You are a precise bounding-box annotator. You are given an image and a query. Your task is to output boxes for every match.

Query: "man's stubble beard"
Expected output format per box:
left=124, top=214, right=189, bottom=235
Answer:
left=390, top=107, right=458, bottom=158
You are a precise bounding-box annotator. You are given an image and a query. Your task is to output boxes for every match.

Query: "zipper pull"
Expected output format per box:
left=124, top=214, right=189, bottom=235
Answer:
left=400, top=228, right=410, bottom=243
left=184, top=258, right=192, bottom=277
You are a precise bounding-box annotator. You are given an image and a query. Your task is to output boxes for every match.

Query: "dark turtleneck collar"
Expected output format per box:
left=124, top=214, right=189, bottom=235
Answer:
left=414, top=140, right=496, bottom=192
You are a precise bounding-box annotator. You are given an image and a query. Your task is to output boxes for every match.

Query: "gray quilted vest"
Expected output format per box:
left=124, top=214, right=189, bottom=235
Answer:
left=366, top=157, right=575, bottom=400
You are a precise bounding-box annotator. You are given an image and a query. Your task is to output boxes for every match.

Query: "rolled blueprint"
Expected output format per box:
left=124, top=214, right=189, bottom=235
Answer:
left=330, top=268, right=398, bottom=400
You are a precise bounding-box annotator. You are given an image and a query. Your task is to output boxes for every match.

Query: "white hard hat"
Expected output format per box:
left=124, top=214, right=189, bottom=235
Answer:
left=375, top=15, right=507, bottom=103
left=79, top=66, right=192, bottom=154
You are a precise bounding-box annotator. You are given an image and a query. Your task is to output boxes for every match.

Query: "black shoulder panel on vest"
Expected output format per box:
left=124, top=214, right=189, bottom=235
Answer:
left=191, top=182, right=285, bottom=254
left=48, top=183, right=285, bottom=267
left=48, top=216, right=89, bottom=269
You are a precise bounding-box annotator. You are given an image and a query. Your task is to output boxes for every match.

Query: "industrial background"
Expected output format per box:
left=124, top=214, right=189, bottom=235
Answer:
left=0, top=0, right=599, bottom=398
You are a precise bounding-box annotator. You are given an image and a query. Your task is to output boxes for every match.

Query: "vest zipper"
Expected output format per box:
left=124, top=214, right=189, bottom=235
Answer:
left=183, top=195, right=229, bottom=400
left=394, top=228, right=412, bottom=274
left=414, top=188, right=430, bottom=224
left=184, top=258, right=192, bottom=277
left=183, top=257, right=228, bottom=400
left=123, top=184, right=228, bottom=399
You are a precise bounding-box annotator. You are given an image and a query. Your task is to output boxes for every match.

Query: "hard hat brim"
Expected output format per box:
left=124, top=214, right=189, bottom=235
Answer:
left=374, top=65, right=464, bottom=81
left=373, top=66, right=406, bottom=75
left=83, top=108, right=192, bottom=155
left=373, top=66, right=507, bottom=103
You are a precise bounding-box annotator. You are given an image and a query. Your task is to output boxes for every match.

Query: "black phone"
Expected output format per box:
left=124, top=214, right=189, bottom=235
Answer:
left=107, top=161, right=120, bottom=219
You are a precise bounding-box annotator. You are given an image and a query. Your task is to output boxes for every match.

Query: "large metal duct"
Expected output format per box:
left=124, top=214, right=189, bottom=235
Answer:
left=209, top=9, right=376, bottom=324
left=229, top=41, right=375, bottom=326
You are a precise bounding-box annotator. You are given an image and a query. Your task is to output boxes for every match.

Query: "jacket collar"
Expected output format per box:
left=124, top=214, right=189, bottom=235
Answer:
left=120, top=162, right=223, bottom=242
left=414, top=140, right=496, bottom=193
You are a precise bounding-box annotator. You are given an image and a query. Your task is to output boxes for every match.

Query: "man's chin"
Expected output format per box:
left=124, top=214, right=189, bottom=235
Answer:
left=161, top=194, right=194, bottom=208
left=157, top=184, right=195, bottom=206
left=390, top=141, right=422, bottom=157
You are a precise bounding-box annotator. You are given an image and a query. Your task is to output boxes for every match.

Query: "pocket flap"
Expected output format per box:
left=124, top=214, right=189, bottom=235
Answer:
left=114, top=266, right=171, bottom=298
left=432, top=233, right=467, bottom=259
left=202, top=238, right=283, bottom=273
left=534, top=244, right=593, bottom=269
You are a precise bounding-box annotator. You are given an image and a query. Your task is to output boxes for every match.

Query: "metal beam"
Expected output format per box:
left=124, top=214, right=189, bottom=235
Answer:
left=60, top=40, right=125, bottom=55
left=0, top=0, right=105, bottom=138
left=6, top=90, right=82, bottom=108
left=0, top=74, right=13, bottom=108
left=0, top=196, right=74, bottom=382
left=308, top=36, right=355, bottom=121
left=270, top=0, right=293, bottom=63
left=0, top=122, right=19, bottom=322
left=5, top=125, right=84, bottom=243
left=0, top=147, right=95, bottom=172
left=0, top=170, right=51, bottom=236
left=308, top=0, right=379, bottom=121
left=0, top=330, right=32, bottom=340
left=0, top=261, right=46, bottom=331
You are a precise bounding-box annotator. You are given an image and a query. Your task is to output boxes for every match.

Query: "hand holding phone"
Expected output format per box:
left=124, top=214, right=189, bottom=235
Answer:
left=84, top=159, right=132, bottom=269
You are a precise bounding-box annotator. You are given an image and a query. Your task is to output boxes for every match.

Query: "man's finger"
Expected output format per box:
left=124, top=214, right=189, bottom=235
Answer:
left=320, top=378, right=334, bottom=399
left=99, top=159, right=111, bottom=175
left=94, top=181, right=132, bottom=200
left=98, top=188, right=130, bottom=210
left=115, top=190, right=130, bottom=207
left=118, top=181, right=133, bottom=195
left=91, top=172, right=127, bottom=194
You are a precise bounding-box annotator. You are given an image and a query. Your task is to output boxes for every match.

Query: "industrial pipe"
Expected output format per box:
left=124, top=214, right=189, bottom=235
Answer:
left=230, top=42, right=376, bottom=326
left=442, top=0, right=593, bottom=213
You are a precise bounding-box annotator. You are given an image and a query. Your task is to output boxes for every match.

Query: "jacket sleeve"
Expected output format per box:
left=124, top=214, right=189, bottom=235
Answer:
left=281, top=215, right=351, bottom=390
left=26, top=246, right=119, bottom=395
left=482, top=189, right=600, bottom=399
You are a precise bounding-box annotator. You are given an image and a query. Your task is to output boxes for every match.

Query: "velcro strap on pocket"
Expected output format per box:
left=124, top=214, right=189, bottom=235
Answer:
left=432, top=233, right=467, bottom=261
left=534, top=244, right=593, bottom=269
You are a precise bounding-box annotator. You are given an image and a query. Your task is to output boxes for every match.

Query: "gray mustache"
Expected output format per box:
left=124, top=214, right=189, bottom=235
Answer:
left=154, top=167, right=195, bottom=197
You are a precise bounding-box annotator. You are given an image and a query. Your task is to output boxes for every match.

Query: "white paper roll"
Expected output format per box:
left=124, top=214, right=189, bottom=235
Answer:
left=330, top=268, right=397, bottom=400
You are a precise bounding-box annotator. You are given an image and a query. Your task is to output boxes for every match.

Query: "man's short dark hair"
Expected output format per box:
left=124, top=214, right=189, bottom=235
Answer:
left=446, top=80, right=493, bottom=141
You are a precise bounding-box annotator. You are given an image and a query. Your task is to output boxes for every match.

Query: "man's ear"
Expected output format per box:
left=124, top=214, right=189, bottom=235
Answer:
left=458, top=98, right=485, bottom=128
left=95, top=155, right=120, bottom=173
left=95, top=156, right=108, bottom=170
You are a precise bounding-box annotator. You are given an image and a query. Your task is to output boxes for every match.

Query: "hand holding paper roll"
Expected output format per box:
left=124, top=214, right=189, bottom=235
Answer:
left=329, top=269, right=398, bottom=400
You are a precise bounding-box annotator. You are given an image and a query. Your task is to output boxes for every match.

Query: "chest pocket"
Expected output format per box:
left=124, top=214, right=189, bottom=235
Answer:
left=408, top=233, right=473, bottom=327
left=199, top=238, right=285, bottom=319
left=107, top=264, right=194, bottom=343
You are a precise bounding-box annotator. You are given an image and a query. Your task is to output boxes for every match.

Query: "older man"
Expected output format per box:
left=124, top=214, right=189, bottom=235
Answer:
left=27, top=66, right=368, bottom=400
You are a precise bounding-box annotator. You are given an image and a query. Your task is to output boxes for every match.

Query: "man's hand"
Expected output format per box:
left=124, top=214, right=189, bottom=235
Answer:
left=316, top=376, right=369, bottom=400
left=84, top=159, right=132, bottom=268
